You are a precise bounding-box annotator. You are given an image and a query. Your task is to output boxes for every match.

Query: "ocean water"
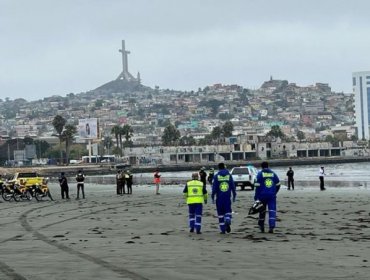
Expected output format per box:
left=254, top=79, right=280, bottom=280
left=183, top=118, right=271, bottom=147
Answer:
left=87, top=161, right=370, bottom=188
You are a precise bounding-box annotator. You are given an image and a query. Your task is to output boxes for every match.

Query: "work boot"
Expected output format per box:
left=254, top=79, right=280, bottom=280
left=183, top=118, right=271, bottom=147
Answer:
left=268, top=228, right=274, bottom=233
left=189, top=228, right=194, bottom=233
left=226, top=224, right=231, bottom=233
left=259, top=226, right=265, bottom=233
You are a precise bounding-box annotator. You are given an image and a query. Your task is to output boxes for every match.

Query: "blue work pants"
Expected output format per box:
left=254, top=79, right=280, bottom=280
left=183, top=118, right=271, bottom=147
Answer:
left=188, top=203, right=203, bottom=232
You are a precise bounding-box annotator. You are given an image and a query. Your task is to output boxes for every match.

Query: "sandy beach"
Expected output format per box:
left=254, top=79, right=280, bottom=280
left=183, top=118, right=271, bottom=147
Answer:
left=1, top=182, right=369, bottom=280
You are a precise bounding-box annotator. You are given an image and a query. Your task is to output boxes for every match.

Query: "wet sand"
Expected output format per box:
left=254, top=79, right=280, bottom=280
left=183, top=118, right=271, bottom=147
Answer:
left=1, top=183, right=369, bottom=280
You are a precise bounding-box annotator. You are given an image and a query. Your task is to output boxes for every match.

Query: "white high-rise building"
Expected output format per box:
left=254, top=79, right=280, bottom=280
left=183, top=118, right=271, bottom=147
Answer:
left=353, top=71, right=370, bottom=140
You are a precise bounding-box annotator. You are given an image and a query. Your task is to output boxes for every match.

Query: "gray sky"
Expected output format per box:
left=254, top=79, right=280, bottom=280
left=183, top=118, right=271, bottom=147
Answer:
left=1, top=0, right=370, bottom=101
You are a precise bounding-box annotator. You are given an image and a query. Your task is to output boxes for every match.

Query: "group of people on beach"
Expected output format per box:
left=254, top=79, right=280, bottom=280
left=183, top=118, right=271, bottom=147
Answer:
left=58, top=170, right=86, bottom=200
left=183, top=161, right=281, bottom=234
left=183, top=162, right=328, bottom=234
left=54, top=163, right=327, bottom=238
left=286, top=165, right=327, bottom=191
left=115, top=169, right=133, bottom=195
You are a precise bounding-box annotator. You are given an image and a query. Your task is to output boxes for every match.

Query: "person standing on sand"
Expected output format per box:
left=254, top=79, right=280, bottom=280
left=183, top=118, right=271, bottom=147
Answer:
left=319, top=166, right=326, bottom=191
left=211, top=162, right=236, bottom=234
left=75, top=169, right=85, bottom=199
left=154, top=169, right=161, bottom=195
left=254, top=161, right=281, bottom=233
left=286, top=166, right=294, bottom=190
left=125, top=170, right=133, bottom=194
left=116, top=170, right=124, bottom=195
left=58, top=172, right=70, bottom=199
left=183, top=173, right=208, bottom=234
left=199, top=167, right=207, bottom=188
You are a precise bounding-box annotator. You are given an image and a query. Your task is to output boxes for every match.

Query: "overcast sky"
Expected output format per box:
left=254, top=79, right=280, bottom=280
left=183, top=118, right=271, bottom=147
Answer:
left=1, top=0, right=370, bottom=101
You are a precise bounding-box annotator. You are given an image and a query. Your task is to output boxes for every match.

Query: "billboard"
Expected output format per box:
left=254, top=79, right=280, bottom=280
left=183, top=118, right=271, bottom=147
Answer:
left=78, top=118, right=98, bottom=139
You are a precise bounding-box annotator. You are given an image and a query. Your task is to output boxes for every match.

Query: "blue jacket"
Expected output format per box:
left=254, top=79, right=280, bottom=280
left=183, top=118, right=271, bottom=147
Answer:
left=254, top=168, right=280, bottom=201
left=211, top=169, right=236, bottom=203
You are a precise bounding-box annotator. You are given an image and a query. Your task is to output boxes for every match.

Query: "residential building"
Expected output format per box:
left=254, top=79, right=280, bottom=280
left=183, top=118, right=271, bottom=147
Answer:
left=353, top=71, right=370, bottom=140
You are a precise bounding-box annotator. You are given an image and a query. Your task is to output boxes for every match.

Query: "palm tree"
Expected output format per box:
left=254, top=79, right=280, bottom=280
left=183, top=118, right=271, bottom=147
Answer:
left=52, top=115, right=66, bottom=164
left=122, top=124, right=134, bottom=147
left=62, top=124, right=77, bottom=165
left=102, top=136, right=113, bottom=154
left=118, top=127, right=124, bottom=150
left=111, top=125, right=121, bottom=149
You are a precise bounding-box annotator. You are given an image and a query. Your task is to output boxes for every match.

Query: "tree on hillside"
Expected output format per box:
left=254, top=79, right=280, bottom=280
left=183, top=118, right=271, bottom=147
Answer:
left=211, top=126, right=223, bottom=143
left=266, top=125, right=285, bottom=140
left=52, top=115, right=67, bottom=164
left=199, top=99, right=223, bottom=116
left=179, top=135, right=196, bottom=146
left=297, top=130, right=305, bottom=142
left=222, top=121, right=234, bottom=137
left=62, top=124, right=77, bottom=165
left=162, top=124, right=180, bottom=146
left=198, top=134, right=213, bottom=145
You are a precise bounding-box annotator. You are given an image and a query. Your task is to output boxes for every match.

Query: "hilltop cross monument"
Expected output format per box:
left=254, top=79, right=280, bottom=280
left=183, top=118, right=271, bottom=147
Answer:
left=116, top=40, right=140, bottom=83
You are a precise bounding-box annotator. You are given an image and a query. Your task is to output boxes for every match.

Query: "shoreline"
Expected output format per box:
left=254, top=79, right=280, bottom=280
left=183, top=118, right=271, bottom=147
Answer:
left=1, top=155, right=370, bottom=178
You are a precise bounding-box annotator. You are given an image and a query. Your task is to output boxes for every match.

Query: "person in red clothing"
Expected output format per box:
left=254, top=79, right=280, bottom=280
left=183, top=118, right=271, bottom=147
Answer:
left=154, top=169, right=161, bottom=195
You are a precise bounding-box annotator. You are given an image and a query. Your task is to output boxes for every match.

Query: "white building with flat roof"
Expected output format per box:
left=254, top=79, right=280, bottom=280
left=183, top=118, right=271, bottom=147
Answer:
left=353, top=71, right=370, bottom=140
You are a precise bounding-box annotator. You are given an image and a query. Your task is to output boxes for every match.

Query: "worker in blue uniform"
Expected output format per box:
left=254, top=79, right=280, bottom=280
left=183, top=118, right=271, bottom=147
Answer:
left=254, top=161, right=281, bottom=233
left=183, top=173, right=208, bottom=234
left=211, top=162, right=236, bottom=234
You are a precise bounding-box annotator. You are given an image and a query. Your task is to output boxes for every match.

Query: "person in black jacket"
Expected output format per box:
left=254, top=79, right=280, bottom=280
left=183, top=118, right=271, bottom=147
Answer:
left=76, top=170, right=86, bottom=199
left=58, top=172, right=70, bottom=199
left=286, top=167, right=294, bottom=190
left=199, top=167, right=207, bottom=188
left=125, top=170, right=133, bottom=195
left=207, top=168, right=215, bottom=185
left=116, top=170, right=124, bottom=195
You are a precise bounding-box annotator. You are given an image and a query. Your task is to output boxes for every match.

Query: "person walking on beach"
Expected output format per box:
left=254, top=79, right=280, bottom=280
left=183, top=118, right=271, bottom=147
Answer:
left=199, top=167, right=207, bottom=188
left=75, top=169, right=85, bottom=199
left=207, top=168, right=215, bottom=185
left=211, top=162, right=236, bottom=234
left=58, top=172, right=70, bottom=199
left=319, top=166, right=326, bottom=191
left=254, top=161, right=281, bottom=233
left=183, top=173, right=208, bottom=234
left=125, top=170, right=133, bottom=194
left=286, top=166, right=294, bottom=190
left=154, top=169, right=161, bottom=195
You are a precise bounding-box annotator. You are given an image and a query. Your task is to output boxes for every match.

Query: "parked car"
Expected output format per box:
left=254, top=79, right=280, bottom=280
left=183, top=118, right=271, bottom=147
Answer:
left=8, top=172, right=44, bottom=187
left=230, top=165, right=258, bottom=190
